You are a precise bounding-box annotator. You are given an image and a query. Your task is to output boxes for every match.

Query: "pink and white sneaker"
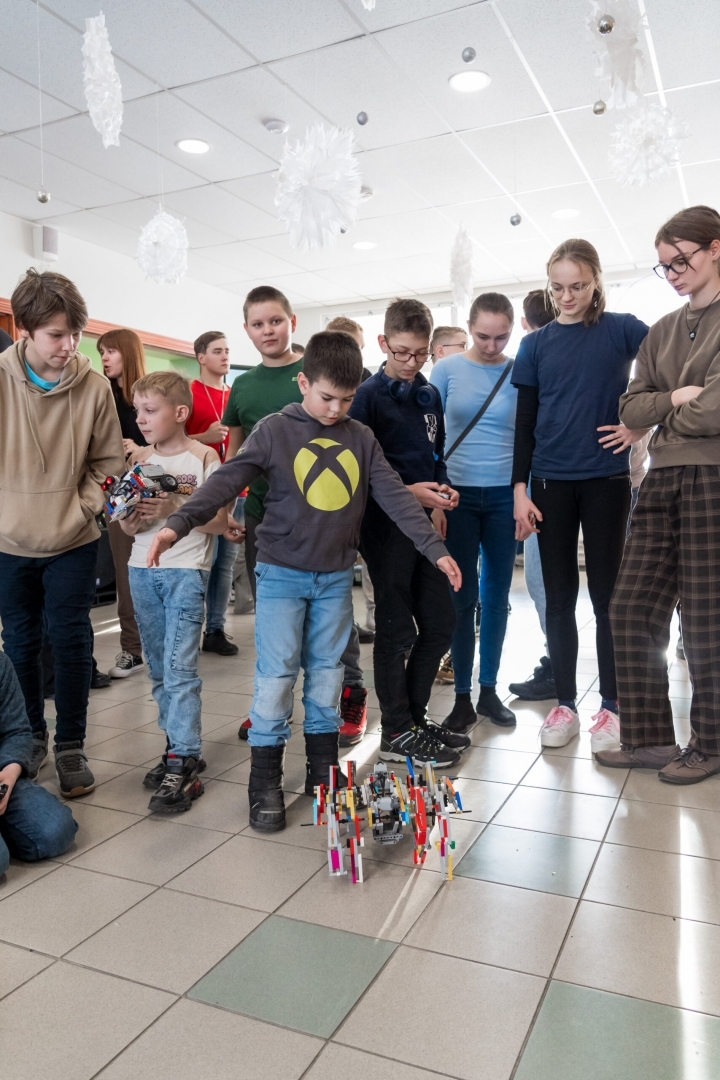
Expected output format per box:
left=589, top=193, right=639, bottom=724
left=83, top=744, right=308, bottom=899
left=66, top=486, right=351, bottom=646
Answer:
left=540, top=706, right=580, bottom=748
left=589, top=708, right=621, bottom=753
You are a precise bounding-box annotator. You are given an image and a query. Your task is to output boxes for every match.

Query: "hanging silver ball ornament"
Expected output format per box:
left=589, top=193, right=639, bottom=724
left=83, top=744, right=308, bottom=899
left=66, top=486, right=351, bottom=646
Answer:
left=356, top=111, right=369, bottom=126
left=593, top=99, right=607, bottom=115
left=462, top=47, right=476, bottom=63
left=36, top=189, right=50, bottom=204
left=598, top=14, right=615, bottom=34
left=510, top=212, right=522, bottom=227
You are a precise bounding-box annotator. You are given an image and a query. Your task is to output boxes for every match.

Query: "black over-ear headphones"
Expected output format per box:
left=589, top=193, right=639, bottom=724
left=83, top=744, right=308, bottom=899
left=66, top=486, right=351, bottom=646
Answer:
left=384, top=369, right=439, bottom=409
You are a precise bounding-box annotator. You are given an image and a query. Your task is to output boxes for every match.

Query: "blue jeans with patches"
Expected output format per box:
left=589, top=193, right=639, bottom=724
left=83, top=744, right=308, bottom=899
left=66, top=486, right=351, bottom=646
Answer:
left=129, top=567, right=209, bottom=758
left=249, top=563, right=354, bottom=747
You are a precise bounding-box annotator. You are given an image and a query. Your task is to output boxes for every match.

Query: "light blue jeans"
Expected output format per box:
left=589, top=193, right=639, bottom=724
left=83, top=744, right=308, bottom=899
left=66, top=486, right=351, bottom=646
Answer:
left=249, top=563, right=354, bottom=747
left=205, top=497, right=241, bottom=632
left=524, top=531, right=547, bottom=637
left=129, top=567, right=209, bottom=758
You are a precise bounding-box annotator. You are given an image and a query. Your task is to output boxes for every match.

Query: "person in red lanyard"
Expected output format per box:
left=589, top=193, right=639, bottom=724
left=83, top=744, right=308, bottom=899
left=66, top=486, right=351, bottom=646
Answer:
left=186, top=331, right=244, bottom=656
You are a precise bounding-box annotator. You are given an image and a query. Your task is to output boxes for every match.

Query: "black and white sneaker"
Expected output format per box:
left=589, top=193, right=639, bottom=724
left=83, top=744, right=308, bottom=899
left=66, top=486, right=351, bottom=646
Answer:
left=424, top=721, right=470, bottom=752
left=143, top=754, right=207, bottom=790
left=109, top=651, right=145, bottom=679
left=508, top=656, right=556, bottom=701
left=148, top=755, right=204, bottom=812
left=379, top=726, right=460, bottom=768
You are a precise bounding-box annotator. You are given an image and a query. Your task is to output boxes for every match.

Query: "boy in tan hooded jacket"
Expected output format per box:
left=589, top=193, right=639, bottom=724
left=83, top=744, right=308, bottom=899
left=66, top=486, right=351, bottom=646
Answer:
left=0, top=269, right=123, bottom=798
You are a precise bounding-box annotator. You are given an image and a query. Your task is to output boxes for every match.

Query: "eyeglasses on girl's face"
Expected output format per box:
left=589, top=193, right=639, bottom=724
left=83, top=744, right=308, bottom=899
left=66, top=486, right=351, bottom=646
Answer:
left=547, top=281, right=593, bottom=298
left=653, top=246, right=707, bottom=279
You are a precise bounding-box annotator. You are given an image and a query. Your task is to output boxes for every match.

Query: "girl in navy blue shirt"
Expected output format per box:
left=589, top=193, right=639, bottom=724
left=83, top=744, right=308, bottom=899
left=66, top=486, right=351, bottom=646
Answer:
left=512, top=239, right=649, bottom=750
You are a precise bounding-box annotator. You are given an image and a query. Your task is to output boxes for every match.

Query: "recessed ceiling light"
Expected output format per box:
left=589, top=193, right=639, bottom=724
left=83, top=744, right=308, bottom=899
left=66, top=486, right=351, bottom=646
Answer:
left=449, top=70, right=491, bottom=93
left=176, top=138, right=210, bottom=154
left=353, top=241, right=377, bottom=250
left=264, top=118, right=289, bottom=135
left=552, top=207, right=580, bottom=220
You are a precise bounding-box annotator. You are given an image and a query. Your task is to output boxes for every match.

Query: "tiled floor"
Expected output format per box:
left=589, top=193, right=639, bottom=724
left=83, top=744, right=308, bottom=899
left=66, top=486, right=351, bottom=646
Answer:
left=2, top=572, right=719, bottom=1079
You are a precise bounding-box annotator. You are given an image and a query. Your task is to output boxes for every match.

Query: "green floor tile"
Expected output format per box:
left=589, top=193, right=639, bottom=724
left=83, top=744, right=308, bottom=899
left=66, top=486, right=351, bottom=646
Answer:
left=516, top=981, right=720, bottom=1080
left=456, top=824, right=598, bottom=897
left=188, top=915, right=395, bottom=1037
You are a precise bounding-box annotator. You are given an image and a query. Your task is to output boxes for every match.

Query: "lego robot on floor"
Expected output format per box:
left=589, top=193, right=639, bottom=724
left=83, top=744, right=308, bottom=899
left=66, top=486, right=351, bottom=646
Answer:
left=311, top=758, right=470, bottom=884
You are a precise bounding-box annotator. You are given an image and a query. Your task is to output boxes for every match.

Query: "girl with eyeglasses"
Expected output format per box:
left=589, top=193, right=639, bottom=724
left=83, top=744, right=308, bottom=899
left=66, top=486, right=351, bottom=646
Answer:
left=597, top=205, right=720, bottom=784
left=512, top=239, right=649, bottom=750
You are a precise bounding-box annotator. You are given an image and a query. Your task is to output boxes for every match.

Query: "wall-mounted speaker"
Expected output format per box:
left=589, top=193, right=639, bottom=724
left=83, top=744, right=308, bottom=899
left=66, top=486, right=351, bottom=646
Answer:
left=32, top=224, right=59, bottom=262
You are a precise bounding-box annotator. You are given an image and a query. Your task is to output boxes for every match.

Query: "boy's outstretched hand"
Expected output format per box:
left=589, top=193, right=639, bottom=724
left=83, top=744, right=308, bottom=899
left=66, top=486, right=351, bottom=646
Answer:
left=146, top=527, right=178, bottom=567
left=437, top=555, right=462, bottom=592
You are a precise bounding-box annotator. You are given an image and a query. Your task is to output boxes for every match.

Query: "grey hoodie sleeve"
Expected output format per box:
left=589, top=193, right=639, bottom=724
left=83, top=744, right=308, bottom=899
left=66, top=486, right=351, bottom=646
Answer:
left=166, top=420, right=271, bottom=541
left=367, top=438, right=449, bottom=565
left=0, top=651, right=32, bottom=775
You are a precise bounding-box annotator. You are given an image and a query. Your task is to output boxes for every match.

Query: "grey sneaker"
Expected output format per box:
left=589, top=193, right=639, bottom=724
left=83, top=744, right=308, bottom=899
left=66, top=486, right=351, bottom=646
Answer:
left=54, top=741, right=95, bottom=798
left=595, top=743, right=680, bottom=769
left=27, top=730, right=49, bottom=779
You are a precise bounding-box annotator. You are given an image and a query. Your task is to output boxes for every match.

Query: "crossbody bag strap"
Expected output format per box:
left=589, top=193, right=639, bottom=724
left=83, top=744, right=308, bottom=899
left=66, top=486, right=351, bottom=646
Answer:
left=445, top=360, right=514, bottom=459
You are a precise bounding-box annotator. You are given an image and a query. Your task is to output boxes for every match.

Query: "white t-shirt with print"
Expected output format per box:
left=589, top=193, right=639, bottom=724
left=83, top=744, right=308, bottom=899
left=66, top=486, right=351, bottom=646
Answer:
left=128, top=441, right=221, bottom=571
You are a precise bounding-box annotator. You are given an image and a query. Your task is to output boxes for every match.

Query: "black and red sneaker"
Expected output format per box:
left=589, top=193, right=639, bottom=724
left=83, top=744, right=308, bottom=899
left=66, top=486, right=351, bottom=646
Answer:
left=148, top=755, right=204, bottom=812
left=238, top=717, right=252, bottom=741
left=338, top=686, right=368, bottom=747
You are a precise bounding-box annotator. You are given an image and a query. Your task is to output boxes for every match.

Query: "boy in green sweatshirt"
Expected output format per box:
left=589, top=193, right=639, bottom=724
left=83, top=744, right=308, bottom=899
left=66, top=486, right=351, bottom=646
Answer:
left=147, top=331, right=461, bottom=832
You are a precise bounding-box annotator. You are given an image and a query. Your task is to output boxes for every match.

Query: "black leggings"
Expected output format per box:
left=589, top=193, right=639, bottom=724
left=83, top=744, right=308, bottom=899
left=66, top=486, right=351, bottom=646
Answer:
left=531, top=475, right=631, bottom=703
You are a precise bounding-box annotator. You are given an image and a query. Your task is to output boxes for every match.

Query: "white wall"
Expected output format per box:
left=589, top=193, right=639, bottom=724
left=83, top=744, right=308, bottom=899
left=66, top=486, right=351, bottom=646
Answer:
left=0, top=209, right=263, bottom=364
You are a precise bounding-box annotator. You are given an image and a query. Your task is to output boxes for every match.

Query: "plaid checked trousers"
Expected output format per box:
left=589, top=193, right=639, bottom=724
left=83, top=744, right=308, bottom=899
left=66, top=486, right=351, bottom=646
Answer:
left=610, top=464, right=720, bottom=754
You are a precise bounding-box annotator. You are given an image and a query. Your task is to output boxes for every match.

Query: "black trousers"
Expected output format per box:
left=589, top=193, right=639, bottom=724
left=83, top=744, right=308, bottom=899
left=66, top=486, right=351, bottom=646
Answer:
left=361, top=504, right=455, bottom=734
left=531, top=474, right=631, bottom=703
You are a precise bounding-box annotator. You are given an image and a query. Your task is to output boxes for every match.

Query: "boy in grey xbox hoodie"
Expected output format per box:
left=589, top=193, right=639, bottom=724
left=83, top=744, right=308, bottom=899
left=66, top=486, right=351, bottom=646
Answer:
left=148, top=332, right=461, bottom=833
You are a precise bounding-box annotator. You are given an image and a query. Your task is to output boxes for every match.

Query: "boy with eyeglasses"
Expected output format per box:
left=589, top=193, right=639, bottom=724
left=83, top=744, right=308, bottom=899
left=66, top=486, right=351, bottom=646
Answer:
left=349, top=298, right=469, bottom=767
left=430, top=326, right=468, bottom=364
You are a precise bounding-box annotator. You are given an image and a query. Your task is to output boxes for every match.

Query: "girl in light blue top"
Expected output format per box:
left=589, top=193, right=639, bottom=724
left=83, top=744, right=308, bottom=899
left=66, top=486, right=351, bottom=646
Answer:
left=430, top=292, right=518, bottom=732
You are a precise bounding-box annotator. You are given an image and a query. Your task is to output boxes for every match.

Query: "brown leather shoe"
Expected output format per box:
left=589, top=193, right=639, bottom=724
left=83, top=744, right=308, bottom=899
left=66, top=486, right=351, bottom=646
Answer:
left=595, top=743, right=680, bottom=769
left=659, top=747, right=720, bottom=785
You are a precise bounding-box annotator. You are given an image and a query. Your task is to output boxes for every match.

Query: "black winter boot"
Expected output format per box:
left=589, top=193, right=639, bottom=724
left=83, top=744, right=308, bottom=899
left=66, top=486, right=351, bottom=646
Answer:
left=248, top=745, right=286, bottom=832
left=304, top=732, right=347, bottom=796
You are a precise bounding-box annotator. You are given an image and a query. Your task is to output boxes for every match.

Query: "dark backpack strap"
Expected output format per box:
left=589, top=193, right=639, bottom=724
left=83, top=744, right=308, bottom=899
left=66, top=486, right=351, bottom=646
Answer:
left=445, top=360, right=514, bottom=459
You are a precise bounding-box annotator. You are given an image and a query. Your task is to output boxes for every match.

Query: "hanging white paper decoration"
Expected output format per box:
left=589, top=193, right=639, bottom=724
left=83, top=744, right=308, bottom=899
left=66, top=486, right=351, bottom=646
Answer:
left=587, top=0, right=644, bottom=110
left=136, top=209, right=188, bottom=284
left=361, top=0, right=377, bottom=9
left=82, top=11, right=123, bottom=148
left=450, top=227, right=474, bottom=311
left=275, top=124, right=362, bottom=251
left=609, top=103, right=687, bottom=187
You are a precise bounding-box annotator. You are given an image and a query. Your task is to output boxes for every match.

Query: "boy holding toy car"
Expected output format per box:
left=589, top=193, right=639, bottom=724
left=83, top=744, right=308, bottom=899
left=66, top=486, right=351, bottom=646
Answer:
left=120, top=371, right=231, bottom=813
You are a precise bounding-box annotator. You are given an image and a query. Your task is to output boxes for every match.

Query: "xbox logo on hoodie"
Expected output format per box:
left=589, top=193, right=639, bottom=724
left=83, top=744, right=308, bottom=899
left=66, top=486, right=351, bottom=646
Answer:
left=293, top=438, right=360, bottom=511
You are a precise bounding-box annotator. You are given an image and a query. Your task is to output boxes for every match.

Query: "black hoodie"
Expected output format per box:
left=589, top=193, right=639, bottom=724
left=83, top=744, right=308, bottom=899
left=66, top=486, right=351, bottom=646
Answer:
left=166, top=403, right=448, bottom=573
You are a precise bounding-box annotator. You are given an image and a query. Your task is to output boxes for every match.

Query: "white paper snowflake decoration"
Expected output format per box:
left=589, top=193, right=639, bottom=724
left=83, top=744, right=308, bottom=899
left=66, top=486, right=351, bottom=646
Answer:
left=450, top=227, right=474, bottom=312
left=137, top=209, right=188, bottom=284
left=82, top=11, right=123, bottom=148
left=609, top=102, right=687, bottom=187
left=587, top=0, right=644, bottom=110
left=275, top=124, right=362, bottom=251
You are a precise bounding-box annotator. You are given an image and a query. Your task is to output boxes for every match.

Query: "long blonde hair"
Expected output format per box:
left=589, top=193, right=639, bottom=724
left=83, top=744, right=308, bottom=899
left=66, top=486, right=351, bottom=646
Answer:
left=97, top=328, right=147, bottom=405
left=547, top=239, right=605, bottom=326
